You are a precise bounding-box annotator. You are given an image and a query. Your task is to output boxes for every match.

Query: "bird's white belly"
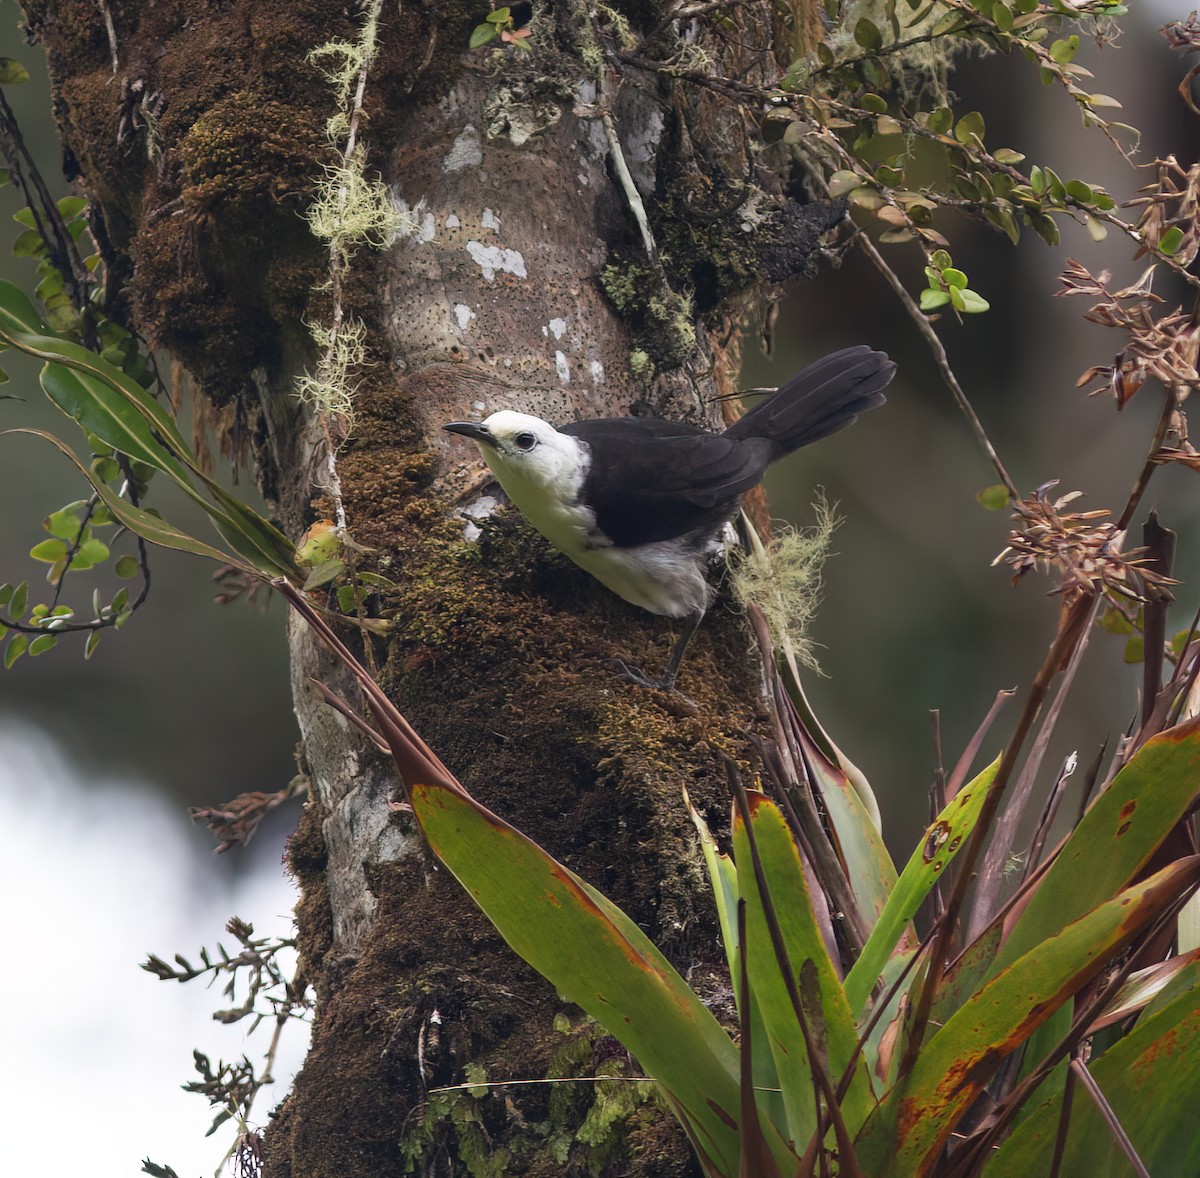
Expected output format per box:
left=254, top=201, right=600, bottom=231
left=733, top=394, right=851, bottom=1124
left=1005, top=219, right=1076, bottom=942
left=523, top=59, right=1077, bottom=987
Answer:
left=488, top=460, right=710, bottom=618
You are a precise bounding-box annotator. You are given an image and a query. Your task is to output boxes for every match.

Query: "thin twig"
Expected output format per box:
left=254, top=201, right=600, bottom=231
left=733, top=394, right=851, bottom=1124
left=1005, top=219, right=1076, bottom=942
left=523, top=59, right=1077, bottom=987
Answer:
left=1047, top=1058, right=1079, bottom=1178
left=856, top=233, right=1019, bottom=497
left=1069, top=1058, right=1152, bottom=1178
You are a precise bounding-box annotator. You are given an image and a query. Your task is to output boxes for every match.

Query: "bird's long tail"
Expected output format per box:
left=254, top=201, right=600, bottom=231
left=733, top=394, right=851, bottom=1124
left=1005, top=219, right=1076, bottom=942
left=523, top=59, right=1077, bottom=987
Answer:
left=724, top=345, right=894, bottom=462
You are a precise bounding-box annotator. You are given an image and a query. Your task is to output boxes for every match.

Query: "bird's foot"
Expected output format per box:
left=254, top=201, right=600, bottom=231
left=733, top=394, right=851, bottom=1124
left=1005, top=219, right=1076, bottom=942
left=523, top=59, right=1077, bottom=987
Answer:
left=613, top=658, right=674, bottom=691
left=611, top=659, right=696, bottom=709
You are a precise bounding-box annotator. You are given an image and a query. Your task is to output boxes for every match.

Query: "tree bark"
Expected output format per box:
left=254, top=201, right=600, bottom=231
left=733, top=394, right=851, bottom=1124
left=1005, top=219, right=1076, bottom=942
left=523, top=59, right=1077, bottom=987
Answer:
left=22, top=2, right=837, bottom=1172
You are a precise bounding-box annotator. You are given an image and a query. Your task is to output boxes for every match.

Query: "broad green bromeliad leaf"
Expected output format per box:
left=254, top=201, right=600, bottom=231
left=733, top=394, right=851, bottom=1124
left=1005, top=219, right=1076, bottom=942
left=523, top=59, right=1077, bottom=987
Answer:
left=412, top=780, right=747, bottom=1177
left=986, top=716, right=1200, bottom=981
left=984, top=960, right=1200, bottom=1175
left=853, top=857, right=1200, bottom=1175
left=844, top=757, right=997, bottom=1014
left=732, top=792, right=875, bottom=1150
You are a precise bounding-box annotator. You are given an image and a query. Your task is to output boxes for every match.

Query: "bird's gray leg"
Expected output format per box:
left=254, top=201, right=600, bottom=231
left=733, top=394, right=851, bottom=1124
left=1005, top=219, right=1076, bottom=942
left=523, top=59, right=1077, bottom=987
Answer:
left=614, top=611, right=704, bottom=693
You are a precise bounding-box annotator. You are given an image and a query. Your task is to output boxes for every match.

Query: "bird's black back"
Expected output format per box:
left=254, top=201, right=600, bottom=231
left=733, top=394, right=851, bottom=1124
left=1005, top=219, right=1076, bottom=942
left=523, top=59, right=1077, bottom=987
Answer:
left=561, top=346, right=893, bottom=549
left=560, top=417, right=770, bottom=547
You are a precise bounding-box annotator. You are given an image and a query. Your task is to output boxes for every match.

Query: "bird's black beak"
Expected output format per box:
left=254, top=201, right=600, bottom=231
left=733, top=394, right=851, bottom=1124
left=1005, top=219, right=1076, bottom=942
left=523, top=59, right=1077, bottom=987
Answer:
left=443, top=421, right=498, bottom=449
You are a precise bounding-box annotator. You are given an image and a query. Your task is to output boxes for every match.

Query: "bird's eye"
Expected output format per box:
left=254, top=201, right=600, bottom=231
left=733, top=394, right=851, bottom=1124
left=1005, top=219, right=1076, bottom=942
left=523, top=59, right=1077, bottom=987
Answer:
left=514, top=432, right=538, bottom=452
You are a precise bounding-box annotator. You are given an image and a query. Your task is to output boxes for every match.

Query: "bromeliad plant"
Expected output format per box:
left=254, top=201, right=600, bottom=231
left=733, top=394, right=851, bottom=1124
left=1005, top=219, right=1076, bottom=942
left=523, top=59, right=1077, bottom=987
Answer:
left=5, top=181, right=1200, bottom=1178
left=273, top=572, right=1200, bottom=1177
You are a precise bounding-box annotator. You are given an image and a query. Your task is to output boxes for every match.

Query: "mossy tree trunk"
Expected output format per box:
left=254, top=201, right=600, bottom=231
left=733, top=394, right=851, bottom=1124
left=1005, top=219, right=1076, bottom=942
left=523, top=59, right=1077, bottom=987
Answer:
left=24, top=1, right=839, bottom=1173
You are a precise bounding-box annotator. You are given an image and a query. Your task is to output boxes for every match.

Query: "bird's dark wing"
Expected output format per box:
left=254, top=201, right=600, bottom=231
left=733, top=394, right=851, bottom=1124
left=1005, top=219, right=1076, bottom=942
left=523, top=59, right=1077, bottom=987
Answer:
left=560, top=417, right=768, bottom=547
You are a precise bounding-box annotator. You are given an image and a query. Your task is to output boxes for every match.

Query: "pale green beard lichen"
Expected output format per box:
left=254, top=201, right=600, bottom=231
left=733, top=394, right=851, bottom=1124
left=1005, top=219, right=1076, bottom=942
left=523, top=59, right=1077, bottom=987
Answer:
left=304, top=155, right=416, bottom=255
left=298, top=1, right=421, bottom=434
left=294, top=318, right=367, bottom=419
left=729, top=496, right=840, bottom=672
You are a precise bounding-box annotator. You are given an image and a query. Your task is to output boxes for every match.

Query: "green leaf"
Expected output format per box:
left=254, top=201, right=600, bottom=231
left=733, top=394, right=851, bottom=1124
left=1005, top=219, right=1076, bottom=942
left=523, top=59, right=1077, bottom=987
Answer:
left=856, top=859, right=1200, bottom=1174
left=38, top=361, right=196, bottom=486
left=1124, top=635, right=1145, bottom=664
left=91, top=456, right=120, bottom=482
left=988, top=717, right=1200, bottom=979
left=827, top=170, right=863, bottom=198
left=859, top=93, right=888, bottom=114
left=845, top=759, right=997, bottom=1013
left=335, top=584, right=362, bottom=614
left=1032, top=212, right=1060, bottom=245
left=926, top=107, right=953, bottom=134
left=74, top=537, right=110, bottom=566
left=9, top=581, right=27, bottom=619
left=84, top=629, right=100, bottom=660
left=469, top=23, right=498, bottom=47
left=854, top=18, right=884, bottom=49
left=986, top=963, right=1200, bottom=1175
left=959, top=289, right=990, bottom=313
left=56, top=196, right=87, bottom=220
left=28, top=633, right=57, bottom=656
left=1064, top=179, right=1094, bottom=202
left=920, top=289, right=950, bottom=311
left=12, top=228, right=46, bottom=257
left=35, top=271, right=64, bottom=303
left=413, top=780, right=744, bottom=1175
left=976, top=484, right=1011, bottom=511
left=114, top=554, right=140, bottom=580
left=302, top=559, right=346, bottom=590
left=4, top=633, right=28, bottom=668
left=733, top=793, right=875, bottom=1145
left=0, top=57, right=31, bottom=85
left=1159, top=225, right=1186, bottom=256
left=1049, top=35, right=1079, bottom=63
left=29, top=538, right=67, bottom=563
left=993, top=147, right=1025, bottom=164
left=954, top=110, right=986, bottom=144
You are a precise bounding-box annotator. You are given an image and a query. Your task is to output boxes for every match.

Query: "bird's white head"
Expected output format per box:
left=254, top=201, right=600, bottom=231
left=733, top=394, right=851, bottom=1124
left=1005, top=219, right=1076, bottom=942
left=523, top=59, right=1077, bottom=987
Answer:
left=444, top=410, right=588, bottom=504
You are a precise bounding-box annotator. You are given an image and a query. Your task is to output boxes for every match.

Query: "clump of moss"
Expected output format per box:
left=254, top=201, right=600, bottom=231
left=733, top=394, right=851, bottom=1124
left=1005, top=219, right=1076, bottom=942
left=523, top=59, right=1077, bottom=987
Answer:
left=177, top=92, right=324, bottom=215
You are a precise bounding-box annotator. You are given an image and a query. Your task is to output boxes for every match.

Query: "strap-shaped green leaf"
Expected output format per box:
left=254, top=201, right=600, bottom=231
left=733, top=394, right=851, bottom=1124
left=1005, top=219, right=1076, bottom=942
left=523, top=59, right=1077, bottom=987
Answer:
left=854, top=857, right=1200, bottom=1175
left=985, top=961, right=1200, bottom=1175
left=733, top=793, right=876, bottom=1149
left=989, top=717, right=1200, bottom=979
left=412, top=781, right=744, bottom=1177
left=40, top=362, right=197, bottom=487
left=3, top=429, right=242, bottom=567
left=844, top=758, right=997, bottom=1014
